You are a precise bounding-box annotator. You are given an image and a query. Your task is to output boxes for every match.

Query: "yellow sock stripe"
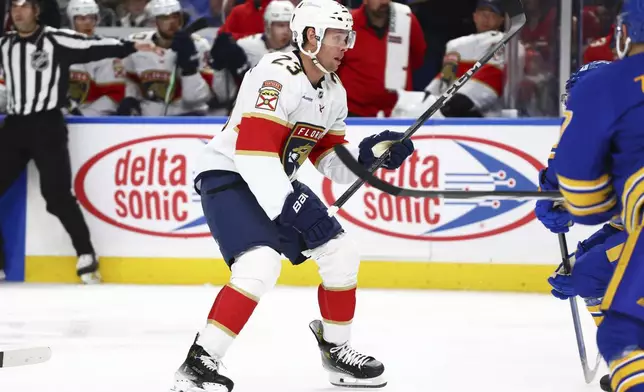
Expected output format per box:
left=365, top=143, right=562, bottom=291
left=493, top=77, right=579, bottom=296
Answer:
left=207, top=319, right=238, bottom=338
left=602, top=226, right=642, bottom=311
left=612, top=355, right=644, bottom=388
left=322, top=318, right=353, bottom=326
left=228, top=283, right=260, bottom=302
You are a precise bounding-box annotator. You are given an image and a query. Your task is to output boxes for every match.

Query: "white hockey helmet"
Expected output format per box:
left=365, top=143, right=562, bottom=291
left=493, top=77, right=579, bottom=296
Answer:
left=289, top=0, right=355, bottom=73
left=66, top=0, right=99, bottom=24
left=147, top=0, right=181, bottom=17
left=264, top=0, right=294, bottom=24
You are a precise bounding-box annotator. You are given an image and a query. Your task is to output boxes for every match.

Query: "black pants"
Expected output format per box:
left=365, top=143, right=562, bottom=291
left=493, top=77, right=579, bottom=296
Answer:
left=0, top=109, right=94, bottom=257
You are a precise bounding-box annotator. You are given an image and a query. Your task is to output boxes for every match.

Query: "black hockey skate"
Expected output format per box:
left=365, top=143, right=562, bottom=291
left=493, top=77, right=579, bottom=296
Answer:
left=600, top=374, right=611, bottom=392
left=170, top=337, right=234, bottom=392
left=309, top=319, right=386, bottom=388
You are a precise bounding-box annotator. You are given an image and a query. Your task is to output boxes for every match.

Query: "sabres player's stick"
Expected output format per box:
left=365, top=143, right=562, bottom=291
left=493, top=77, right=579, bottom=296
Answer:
left=327, top=0, right=526, bottom=216
left=558, top=233, right=603, bottom=384
left=0, top=347, right=51, bottom=368
left=163, top=16, right=210, bottom=116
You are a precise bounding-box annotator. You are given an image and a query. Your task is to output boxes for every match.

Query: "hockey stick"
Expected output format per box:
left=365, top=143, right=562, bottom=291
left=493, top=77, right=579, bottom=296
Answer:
left=558, top=233, right=603, bottom=384
left=0, top=347, right=51, bottom=368
left=332, top=143, right=561, bottom=201
left=327, top=0, right=526, bottom=216
left=164, top=16, right=210, bottom=116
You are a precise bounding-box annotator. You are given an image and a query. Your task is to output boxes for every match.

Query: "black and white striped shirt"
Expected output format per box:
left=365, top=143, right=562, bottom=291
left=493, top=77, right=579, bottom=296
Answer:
left=0, top=26, right=136, bottom=116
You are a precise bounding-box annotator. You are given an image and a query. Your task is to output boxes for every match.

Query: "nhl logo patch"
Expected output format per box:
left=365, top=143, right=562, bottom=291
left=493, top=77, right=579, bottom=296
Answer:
left=30, top=50, right=49, bottom=72
left=255, top=80, right=283, bottom=111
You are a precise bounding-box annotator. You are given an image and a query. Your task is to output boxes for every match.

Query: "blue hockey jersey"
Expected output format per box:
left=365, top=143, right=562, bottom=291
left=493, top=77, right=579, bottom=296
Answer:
left=554, top=52, right=644, bottom=232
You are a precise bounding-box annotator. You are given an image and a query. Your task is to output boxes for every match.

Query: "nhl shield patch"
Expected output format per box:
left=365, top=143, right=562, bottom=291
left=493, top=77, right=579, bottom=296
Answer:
left=281, top=122, right=325, bottom=177
left=30, top=50, right=49, bottom=72
left=255, top=80, right=282, bottom=111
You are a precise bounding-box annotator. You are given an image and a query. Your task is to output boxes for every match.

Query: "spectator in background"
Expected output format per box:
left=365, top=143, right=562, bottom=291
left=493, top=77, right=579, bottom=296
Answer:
left=120, top=0, right=154, bottom=26
left=218, top=0, right=271, bottom=40
left=394, top=0, right=524, bottom=118
left=337, top=0, right=425, bottom=117
left=583, top=2, right=622, bottom=63
left=520, top=0, right=555, bottom=61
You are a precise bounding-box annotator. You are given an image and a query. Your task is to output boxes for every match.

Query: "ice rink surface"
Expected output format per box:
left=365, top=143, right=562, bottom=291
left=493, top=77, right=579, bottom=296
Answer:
left=0, top=284, right=608, bottom=392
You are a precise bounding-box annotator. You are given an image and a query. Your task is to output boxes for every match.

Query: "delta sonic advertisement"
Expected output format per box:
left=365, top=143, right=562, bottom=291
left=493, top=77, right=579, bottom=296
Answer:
left=26, top=121, right=587, bottom=264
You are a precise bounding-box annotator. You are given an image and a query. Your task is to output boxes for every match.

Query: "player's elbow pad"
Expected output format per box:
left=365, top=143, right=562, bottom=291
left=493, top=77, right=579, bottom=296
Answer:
left=439, top=93, right=483, bottom=118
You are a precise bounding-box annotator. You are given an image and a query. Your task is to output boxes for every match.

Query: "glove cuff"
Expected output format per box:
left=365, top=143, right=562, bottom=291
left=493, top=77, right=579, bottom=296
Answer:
left=539, top=168, right=558, bottom=190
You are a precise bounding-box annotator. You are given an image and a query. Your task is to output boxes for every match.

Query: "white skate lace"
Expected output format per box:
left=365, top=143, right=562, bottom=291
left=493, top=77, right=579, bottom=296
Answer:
left=199, top=355, right=221, bottom=372
left=329, top=343, right=371, bottom=369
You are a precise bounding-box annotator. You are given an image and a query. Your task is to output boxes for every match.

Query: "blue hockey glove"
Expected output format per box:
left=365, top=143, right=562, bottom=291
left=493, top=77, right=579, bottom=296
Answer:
left=358, top=130, right=414, bottom=170
left=547, top=255, right=577, bottom=300
left=276, top=186, right=343, bottom=250
left=535, top=169, right=572, bottom=233
left=171, top=30, right=199, bottom=75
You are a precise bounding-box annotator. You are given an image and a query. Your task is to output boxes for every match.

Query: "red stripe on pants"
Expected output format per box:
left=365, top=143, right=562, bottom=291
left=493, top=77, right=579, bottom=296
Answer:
left=318, top=284, right=356, bottom=323
left=208, top=284, right=258, bottom=336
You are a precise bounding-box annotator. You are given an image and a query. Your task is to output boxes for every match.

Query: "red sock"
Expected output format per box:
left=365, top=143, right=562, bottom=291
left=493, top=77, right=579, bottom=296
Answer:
left=318, top=284, right=356, bottom=324
left=207, top=284, right=258, bottom=337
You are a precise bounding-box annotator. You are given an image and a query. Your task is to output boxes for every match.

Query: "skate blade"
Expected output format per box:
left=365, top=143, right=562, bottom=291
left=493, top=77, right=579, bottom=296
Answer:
left=329, top=373, right=387, bottom=389
left=172, top=371, right=231, bottom=392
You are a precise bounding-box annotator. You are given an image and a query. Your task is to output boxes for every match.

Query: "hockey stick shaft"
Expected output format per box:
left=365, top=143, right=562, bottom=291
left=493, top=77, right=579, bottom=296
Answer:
left=558, top=233, right=602, bottom=383
left=329, top=0, right=526, bottom=214
left=164, top=17, right=210, bottom=116
left=332, top=143, right=560, bottom=201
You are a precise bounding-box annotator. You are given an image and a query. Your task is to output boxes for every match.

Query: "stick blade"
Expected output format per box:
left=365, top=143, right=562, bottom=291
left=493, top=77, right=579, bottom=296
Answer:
left=501, top=0, right=527, bottom=34
left=0, top=347, right=52, bottom=368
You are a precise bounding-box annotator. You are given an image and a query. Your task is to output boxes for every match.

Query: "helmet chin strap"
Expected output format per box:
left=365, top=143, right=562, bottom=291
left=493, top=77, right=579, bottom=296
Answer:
left=617, top=35, right=632, bottom=59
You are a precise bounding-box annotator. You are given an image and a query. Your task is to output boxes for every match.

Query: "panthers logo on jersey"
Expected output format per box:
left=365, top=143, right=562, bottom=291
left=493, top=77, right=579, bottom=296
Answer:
left=68, top=71, right=91, bottom=103
left=140, top=70, right=172, bottom=102
left=281, top=122, right=325, bottom=178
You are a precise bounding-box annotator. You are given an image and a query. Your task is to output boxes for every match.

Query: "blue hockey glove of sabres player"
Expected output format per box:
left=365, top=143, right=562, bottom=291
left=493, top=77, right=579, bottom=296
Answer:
left=535, top=169, right=573, bottom=233
left=276, top=184, right=343, bottom=250
left=358, top=130, right=414, bottom=170
left=171, top=30, right=199, bottom=76
left=548, top=254, right=577, bottom=300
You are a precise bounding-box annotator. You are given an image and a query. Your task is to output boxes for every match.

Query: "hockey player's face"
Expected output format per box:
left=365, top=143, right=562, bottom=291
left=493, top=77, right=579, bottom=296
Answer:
left=318, top=29, right=352, bottom=71
left=268, top=21, right=291, bottom=49
left=74, top=14, right=97, bottom=35
left=156, top=13, right=182, bottom=39
left=473, top=8, right=504, bottom=33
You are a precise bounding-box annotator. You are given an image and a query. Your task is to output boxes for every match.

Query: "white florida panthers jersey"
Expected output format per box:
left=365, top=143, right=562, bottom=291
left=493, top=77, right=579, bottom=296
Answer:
left=195, top=51, right=360, bottom=220
left=68, top=57, right=126, bottom=116
left=123, top=30, right=216, bottom=116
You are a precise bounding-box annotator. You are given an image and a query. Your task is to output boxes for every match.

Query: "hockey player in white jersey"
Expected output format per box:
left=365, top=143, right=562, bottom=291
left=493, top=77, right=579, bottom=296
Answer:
left=169, top=0, right=414, bottom=391
left=393, top=0, right=524, bottom=118
left=66, top=0, right=126, bottom=116
left=209, top=0, right=296, bottom=104
left=117, top=0, right=215, bottom=116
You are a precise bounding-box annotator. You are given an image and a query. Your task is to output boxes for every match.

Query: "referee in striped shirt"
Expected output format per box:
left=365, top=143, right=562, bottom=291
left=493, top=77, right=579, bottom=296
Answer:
left=0, top=0, right=162, bottom=283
